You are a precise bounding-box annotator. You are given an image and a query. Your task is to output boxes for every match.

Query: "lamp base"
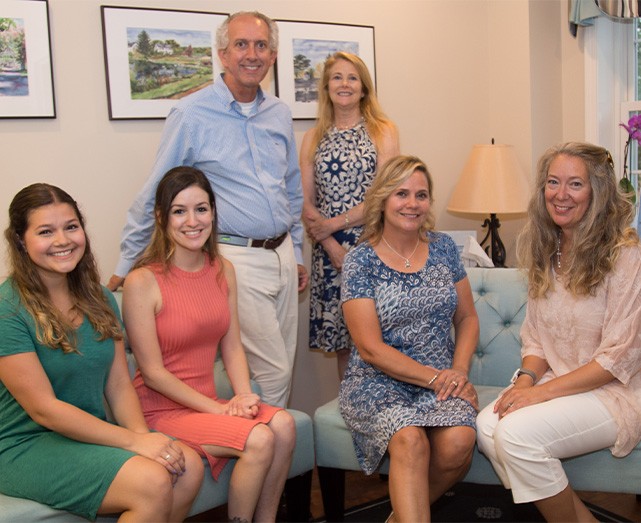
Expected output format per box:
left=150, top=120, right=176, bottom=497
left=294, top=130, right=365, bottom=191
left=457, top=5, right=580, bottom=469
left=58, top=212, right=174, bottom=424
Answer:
left=480, top=213, right=506, bottom=268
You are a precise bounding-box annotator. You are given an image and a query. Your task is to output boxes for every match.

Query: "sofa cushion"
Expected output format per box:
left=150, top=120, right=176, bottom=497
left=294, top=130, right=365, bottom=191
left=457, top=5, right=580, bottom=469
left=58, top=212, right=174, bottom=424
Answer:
left=466, top=268, right=527, bottom=387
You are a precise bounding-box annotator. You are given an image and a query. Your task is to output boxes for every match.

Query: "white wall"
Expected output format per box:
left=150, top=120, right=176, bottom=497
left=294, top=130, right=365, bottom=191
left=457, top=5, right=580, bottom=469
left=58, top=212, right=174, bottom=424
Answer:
left=0, top=0, right=586, bottom=414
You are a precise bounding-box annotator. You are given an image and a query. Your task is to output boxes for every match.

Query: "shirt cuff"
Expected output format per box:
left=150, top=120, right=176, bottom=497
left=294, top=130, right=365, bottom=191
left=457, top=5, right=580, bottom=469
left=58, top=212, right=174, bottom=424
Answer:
left=114, top=257, right=136, bottom=278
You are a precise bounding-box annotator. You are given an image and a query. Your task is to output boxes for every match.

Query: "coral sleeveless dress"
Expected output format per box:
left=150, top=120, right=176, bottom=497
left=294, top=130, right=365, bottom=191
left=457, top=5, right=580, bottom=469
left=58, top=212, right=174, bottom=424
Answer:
left=133, top=259, right=281, bottom=479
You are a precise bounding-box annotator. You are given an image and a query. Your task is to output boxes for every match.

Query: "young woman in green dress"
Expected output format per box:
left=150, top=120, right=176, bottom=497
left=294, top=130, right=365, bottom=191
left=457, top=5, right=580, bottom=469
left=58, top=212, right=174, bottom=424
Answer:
left=0, top=183, right=203, bottom=521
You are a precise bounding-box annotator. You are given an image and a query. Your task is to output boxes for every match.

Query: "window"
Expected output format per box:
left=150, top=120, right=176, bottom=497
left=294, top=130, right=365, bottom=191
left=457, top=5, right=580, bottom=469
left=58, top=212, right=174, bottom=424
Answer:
left=621, top=20, right=641, bottom=228
left=585, top=15, right=637, bottom=227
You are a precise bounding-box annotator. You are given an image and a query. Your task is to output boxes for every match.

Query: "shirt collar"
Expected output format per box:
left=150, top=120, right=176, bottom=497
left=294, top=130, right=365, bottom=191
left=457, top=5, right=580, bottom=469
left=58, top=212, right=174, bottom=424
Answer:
left=216, top=73, right=265, bottom=114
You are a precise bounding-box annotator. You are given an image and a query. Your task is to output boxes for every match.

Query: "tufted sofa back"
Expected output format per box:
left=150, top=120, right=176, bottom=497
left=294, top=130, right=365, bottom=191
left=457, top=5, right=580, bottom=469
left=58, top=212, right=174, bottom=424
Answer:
left=465, top=268, right=528, bottom=387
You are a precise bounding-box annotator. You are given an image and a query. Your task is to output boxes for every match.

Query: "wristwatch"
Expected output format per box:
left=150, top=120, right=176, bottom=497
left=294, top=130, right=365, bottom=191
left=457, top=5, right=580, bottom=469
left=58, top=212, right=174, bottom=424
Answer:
left=510, top=368, right=537, bottom=384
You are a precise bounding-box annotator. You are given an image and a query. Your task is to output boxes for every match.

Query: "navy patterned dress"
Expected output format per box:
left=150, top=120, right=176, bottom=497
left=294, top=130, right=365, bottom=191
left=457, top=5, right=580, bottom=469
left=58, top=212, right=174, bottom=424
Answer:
left=339, top=232, right=477, bottom=474
left=309, top=122, right=377, bottom=352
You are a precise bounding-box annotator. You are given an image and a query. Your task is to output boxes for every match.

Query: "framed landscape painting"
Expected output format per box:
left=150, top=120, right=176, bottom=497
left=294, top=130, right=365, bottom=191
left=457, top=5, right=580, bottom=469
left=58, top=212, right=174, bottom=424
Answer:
left=274, top=20, right=375, bottom=120
left=101, top=6, right=227, bottom=120
left=0, top=0, right=55, bottom=118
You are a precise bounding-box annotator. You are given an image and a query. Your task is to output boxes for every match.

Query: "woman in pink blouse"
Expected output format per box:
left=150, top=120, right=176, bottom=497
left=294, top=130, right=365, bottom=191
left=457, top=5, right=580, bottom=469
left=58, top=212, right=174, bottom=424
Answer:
left=477, top=142, right=641, bottom=522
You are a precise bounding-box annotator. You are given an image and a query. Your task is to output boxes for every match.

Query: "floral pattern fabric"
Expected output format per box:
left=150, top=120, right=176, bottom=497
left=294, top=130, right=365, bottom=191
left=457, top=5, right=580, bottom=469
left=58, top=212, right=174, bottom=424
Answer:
left=339, top=232, right=477, bottom=474
left=309, top=123, right=377, bottom=352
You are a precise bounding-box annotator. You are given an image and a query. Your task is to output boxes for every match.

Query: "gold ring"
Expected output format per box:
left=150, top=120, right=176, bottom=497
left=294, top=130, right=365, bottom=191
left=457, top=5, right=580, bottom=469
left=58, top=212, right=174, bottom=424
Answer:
left=452, top=381, right=458, bottom=387
left=165, top=454, right=171, bottom=460
left=508, top=402, right=514, bottom=408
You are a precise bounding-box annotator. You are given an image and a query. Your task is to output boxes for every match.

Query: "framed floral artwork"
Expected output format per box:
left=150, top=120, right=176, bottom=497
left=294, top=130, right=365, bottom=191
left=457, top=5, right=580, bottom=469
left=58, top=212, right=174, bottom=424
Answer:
left=0, top=0, right=56, bottom=119
left=274, top=20, right=376, bottom=120
left=101, top=6, right=228, bottom=120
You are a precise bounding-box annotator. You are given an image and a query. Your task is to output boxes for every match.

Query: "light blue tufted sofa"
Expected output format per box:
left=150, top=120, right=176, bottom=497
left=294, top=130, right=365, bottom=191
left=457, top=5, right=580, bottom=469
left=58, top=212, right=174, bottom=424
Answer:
left=0, top=292, right=315, bottom=522
left=313, top=267, right=641, bottom=520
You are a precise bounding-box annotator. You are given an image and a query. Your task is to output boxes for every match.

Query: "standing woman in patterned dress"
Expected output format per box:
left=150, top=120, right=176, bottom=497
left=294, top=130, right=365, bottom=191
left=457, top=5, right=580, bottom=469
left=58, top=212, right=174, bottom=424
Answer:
left=300, top=51, right=400, bottom=379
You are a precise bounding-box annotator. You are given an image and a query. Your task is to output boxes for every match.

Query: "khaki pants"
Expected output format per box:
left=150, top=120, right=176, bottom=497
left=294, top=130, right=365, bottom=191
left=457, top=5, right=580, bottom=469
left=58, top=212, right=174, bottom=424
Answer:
left=219, top=234, right=298, bottom=407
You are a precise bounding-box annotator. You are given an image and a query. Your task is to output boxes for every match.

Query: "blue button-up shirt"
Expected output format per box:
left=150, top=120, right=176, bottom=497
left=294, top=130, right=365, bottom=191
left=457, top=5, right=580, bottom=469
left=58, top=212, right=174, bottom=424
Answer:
left=115, top=76, right=303, bottom=276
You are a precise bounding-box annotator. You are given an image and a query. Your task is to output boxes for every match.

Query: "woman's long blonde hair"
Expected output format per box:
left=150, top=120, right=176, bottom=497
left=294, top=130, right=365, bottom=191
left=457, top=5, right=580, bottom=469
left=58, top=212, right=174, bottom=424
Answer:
left=307, top=51, right=395, bottom=161
left=4, top=183, right=122, bottom=353
left=517, top=142, right=638, bottom=297
left=359, top=155, right=435, bottom=246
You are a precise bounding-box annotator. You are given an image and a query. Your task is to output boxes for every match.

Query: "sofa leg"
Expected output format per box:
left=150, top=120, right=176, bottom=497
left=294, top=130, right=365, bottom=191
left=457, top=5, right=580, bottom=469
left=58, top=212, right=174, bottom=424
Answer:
left=284, top=471, right=312, bottom=522
left=317, top=466, right=345, bottom=522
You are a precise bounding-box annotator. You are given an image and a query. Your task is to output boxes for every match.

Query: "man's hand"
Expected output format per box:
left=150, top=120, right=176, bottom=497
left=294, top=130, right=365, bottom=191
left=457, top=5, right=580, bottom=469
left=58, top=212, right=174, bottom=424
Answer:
left=107, top=274, right=125, bottom=292
left=297, top=264, right=309, bottom=292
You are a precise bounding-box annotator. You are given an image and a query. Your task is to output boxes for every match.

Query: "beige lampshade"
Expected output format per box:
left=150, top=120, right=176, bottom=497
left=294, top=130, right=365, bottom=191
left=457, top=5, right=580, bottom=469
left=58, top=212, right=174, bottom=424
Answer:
left=447, top=144, right=531, bottom=215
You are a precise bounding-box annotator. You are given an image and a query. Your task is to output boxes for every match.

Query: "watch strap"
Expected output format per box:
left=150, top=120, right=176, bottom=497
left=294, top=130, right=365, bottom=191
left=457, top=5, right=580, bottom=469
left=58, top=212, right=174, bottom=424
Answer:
left=513, top=368, right=537, bottom=383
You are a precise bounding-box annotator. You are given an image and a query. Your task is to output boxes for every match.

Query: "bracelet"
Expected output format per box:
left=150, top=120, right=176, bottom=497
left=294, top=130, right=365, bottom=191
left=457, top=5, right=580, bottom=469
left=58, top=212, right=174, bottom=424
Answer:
left=344, top=212, right=350, bottom=227
left=427, top=372, right=439, bottom=387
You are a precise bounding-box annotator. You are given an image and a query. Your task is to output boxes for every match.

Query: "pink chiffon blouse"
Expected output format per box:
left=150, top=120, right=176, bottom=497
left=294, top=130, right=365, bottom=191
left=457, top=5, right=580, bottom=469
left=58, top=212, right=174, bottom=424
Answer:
left=520, top=244, right=641, bottom=457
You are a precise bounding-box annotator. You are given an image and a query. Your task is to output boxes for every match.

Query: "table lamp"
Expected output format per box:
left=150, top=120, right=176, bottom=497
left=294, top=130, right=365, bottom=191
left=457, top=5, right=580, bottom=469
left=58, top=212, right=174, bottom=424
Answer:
left=446, top=142, right=530, bottom=267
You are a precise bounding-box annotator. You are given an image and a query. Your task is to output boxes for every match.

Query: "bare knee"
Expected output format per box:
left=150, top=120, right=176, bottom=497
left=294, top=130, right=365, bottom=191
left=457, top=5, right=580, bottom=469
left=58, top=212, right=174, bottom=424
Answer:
left=430, top=426, right=476, bottom=473
left=389, top=427, right=429, bottom=466
left=270, top=410, right=296, bottom=451
left=137, top=462, right=175, bottom=503
left=102, top=458, right=174, bottom=517
left=243, top=423, right=275, bottom=466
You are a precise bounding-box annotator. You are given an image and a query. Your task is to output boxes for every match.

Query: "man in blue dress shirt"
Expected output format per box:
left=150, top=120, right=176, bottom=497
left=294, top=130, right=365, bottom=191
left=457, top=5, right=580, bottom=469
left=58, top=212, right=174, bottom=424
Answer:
left=108, top=11, right=308, bottom=407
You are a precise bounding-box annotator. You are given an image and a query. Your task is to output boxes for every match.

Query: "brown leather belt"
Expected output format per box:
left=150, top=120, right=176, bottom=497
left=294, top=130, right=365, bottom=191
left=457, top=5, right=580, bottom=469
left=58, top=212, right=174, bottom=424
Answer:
left=218, top=232, right=287, bottom=250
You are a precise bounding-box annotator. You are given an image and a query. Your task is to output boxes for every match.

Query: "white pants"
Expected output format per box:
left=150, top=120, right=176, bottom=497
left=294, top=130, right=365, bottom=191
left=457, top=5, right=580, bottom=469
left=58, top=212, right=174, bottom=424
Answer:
left=219, top=235, right=299, bottom=407
left=476, top=391, right=617, bottom=503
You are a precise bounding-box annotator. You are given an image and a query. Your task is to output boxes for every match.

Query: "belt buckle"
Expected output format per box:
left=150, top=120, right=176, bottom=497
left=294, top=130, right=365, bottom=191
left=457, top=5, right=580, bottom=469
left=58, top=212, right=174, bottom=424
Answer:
left=261, top=233, right=286, bottom=250
left=263, top=237, right=277, bottom=249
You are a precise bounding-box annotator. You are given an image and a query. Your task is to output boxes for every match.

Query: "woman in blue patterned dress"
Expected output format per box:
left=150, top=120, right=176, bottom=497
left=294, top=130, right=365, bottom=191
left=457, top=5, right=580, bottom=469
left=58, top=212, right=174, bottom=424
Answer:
left=300, top=52, right=400, bottom=379
left=340, top=156, right=479, bottom=522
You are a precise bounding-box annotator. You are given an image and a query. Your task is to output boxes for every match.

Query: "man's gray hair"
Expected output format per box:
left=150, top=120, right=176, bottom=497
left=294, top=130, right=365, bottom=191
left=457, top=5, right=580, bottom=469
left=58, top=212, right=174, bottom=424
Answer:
left=216, top=11, right=279, bottom=52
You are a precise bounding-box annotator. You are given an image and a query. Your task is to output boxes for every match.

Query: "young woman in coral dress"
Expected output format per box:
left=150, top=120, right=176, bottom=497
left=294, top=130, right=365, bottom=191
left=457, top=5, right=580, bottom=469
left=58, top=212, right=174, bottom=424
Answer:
left=122, top=166, right=295, bottom=523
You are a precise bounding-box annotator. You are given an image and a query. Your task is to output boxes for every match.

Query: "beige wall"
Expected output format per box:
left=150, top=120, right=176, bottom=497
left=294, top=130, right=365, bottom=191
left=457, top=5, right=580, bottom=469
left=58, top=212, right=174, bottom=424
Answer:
left=0, top=0, right=586, bottom=414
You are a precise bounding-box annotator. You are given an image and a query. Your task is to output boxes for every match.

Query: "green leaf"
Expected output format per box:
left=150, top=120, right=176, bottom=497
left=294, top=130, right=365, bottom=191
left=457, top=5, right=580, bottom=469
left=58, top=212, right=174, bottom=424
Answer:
left=619, top=177, right=637, bottom=205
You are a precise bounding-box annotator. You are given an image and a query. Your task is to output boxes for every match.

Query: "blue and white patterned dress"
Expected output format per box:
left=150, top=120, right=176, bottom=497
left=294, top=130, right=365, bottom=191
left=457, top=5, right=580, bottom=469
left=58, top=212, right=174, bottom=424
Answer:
left=339, top=232, right=477, bottom=474
left=309, top=122, right=377, bottom=352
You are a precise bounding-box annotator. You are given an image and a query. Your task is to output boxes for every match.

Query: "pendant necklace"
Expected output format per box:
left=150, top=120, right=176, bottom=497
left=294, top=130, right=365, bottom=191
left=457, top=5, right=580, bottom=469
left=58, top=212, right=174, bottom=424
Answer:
left=556, top=230, right=562, bottom=269
left=382, top=236, right=420, bottom=269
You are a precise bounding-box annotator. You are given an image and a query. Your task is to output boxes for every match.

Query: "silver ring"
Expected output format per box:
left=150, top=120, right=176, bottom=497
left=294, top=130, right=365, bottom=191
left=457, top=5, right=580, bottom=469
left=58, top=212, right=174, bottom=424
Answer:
left=452, top=381, right=458, bottom=387
left=164, top=454, right=171, bottom=460
left=507, top=402, right=514, bottom=408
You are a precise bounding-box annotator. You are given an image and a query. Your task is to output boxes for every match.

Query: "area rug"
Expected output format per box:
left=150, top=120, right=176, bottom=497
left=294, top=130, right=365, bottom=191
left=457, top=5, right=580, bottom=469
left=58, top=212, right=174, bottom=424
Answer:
left=320, top=482, right=631, bottom=522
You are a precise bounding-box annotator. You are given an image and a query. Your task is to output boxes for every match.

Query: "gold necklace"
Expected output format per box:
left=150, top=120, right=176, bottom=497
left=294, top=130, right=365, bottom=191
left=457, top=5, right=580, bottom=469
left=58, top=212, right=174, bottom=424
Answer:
left=333, top=116, right=364, bottom=131
left=382, top=236, right=420, bottom=269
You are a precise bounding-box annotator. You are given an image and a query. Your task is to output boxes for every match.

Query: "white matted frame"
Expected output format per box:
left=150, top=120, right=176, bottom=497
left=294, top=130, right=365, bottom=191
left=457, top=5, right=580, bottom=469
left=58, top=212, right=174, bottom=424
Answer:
left=101, top=6, right=228, bottom=120
left=274, top=20, right=375, bottom=120
left=0, top=0, right=55, bottom=119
